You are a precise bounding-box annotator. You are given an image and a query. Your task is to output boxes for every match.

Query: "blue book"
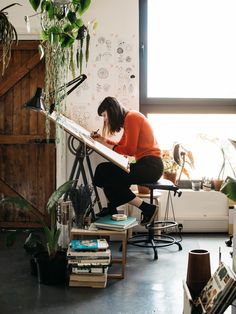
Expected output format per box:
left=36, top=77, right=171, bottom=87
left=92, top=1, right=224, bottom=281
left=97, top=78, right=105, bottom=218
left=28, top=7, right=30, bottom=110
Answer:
left=70, top=239, right=109, bottom=251
left=94, top=215, right=137, bottom=229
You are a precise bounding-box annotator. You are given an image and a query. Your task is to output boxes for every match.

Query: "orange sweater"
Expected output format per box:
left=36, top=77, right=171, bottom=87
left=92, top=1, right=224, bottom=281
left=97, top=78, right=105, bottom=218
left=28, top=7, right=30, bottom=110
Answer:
left=106, top=111, right=161, bottom=160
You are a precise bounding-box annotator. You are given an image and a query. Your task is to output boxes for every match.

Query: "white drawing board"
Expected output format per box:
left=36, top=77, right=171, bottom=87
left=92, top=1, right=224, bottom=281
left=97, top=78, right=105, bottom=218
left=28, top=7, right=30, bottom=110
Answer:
left=49, top=112, right=130, bottom=172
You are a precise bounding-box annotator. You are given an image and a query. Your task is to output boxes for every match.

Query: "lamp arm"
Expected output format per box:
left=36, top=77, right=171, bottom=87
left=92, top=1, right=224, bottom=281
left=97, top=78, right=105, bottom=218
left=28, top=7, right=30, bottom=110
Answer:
left=49, top=74, right=87, bottom=97
left=49, top=74, right=87, bottom=114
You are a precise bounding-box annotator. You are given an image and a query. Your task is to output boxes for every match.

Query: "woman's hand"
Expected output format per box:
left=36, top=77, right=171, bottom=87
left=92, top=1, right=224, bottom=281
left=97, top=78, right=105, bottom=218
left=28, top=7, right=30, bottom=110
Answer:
left=90, top=131, right=114, bottom=150
left=91, top=131, right=106, bottom=144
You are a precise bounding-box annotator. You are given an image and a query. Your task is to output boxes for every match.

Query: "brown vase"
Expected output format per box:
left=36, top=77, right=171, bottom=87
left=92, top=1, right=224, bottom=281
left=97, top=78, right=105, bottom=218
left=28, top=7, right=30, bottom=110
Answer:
left=163, top=172, right=177, bottom=184
left=212, top=179, right=223, bottom=191
left=186, top=249, right=211, bottom=300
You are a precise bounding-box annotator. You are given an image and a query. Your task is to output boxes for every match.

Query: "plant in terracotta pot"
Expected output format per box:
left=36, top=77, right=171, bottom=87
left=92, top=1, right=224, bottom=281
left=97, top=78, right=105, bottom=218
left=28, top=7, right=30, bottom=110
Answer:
left=162, top=149, right=179, bottom=184
left=1, top=179, right=74, bottom=285
left=162, top=144, right=194, bottom=185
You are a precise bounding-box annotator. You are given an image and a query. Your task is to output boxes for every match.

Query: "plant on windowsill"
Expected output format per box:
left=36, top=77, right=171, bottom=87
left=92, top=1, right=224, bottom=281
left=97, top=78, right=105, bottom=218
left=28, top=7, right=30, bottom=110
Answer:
left=199, top=135, right=236, bottom=191
left=25, top=0, right=96, bottom=137
left=162, top=144, right=195, bottom=185
left=0, top=3, right=21, bottom=76
left=162, top=149, right=179, bottom=184
left=1, top=179, right=74, bottom=285
left=220, top=139, right=236, bottom=201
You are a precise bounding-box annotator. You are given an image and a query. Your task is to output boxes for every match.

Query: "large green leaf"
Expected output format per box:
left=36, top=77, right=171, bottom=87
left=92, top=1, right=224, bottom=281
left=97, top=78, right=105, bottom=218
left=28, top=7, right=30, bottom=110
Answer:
left=44, top=226, right=60, bottom=257
left=29, top=0, right=41, bottom=11
left=220, top=176, right=236, bottom=201
left=78, top=0, right=91, bottom=16
left=46, top=180, right=74, bottom=212
left=67, top=11, right=77, bottom=23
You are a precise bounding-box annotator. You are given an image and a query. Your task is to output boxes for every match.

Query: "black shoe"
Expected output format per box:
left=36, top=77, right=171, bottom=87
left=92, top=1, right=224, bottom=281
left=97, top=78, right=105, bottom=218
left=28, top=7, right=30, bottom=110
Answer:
left=96, top=207, right=118, bottom=217
left=140, top=205, right=158, bottom=226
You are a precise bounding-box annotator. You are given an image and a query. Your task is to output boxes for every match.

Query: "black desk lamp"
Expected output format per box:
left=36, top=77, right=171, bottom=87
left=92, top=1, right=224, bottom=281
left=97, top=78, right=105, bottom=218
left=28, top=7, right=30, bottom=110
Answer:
left=24, top=74, right=87, bottom=113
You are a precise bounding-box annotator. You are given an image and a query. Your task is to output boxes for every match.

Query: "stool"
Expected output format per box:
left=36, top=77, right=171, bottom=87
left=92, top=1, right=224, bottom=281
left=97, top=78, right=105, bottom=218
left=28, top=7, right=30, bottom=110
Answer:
left=127, top=178, right=183, bottom=260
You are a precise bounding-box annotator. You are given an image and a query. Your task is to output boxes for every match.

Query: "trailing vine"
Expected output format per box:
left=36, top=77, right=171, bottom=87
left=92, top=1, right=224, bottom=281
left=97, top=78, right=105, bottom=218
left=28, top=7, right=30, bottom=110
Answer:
left=25, top=0, right=96, bottom=138
left=0, top=3, right=21, bottom=76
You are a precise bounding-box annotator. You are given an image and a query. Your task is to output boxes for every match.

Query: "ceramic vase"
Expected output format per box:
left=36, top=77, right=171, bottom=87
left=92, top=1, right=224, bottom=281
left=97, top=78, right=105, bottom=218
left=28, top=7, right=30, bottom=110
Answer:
left=213, top=179, right=223, bottom=191
left=186, top=249, right=211, bottom=300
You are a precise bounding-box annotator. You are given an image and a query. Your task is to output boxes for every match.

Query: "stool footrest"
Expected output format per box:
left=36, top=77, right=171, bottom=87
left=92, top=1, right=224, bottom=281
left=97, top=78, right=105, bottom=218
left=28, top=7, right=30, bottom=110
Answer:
left=148, top=220, right=178, bottom=231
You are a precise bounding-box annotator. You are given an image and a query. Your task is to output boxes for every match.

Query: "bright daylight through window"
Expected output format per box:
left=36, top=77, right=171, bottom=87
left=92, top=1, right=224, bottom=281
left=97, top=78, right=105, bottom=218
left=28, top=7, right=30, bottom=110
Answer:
left=148, top=114, right=236, bottom=180
left=147, top=0, right=236, bottom=99
left=143, top=0, right=236, bottom=181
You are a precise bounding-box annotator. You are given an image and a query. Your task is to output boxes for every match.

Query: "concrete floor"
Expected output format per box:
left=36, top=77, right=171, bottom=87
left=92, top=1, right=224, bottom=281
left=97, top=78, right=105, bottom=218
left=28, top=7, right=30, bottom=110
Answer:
left=0, top=231, right=233, bottom=314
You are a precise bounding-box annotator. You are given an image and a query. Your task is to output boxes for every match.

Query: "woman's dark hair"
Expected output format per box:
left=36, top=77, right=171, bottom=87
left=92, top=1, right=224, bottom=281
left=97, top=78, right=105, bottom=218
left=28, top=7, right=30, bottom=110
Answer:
left=98, top=97, right=127, bottom=135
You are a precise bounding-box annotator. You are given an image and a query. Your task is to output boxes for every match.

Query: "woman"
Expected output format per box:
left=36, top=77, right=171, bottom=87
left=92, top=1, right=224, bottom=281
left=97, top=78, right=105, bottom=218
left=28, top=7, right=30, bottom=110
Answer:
left=91, top=97, right=163, bottom=225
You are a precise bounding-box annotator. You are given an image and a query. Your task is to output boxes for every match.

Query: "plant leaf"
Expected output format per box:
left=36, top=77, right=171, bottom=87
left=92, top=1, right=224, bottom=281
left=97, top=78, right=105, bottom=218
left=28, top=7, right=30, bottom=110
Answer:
left=60, top=34, right=75, bottom=48
left=67, top=11, right=77, bottom=23
left=78, top=0, right=91, bottom=16
left=220, top=176, right=236, bottom=201
left=1, top=3, right=21, bottom=12
left=29, top=0, right=41, bottom=11
left=46, top=180, right=74, bottom=212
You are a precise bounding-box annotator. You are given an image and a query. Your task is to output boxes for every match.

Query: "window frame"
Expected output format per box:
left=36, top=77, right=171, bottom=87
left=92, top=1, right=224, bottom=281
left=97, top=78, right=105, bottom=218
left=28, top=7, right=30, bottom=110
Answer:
left=139, top=0, right=236, bottom=115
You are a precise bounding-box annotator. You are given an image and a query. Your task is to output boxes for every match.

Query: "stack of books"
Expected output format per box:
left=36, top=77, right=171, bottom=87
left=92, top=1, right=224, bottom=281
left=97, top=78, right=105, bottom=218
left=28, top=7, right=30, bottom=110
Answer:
left=67, top=239, right=111, bottom=288
left=94, top=215, right=138, bottom=231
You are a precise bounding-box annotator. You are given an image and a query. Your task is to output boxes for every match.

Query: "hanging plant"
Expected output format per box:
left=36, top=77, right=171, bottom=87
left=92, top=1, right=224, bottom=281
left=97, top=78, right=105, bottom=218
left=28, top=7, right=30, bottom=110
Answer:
left=25, top=0, right=96, bottom=138
left=0, top=3, right=21, bottom=76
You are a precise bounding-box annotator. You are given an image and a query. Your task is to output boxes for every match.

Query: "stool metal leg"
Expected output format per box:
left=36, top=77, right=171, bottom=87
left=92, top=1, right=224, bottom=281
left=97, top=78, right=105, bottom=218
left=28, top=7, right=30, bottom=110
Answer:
left=128, top=185, right=182, bottom=260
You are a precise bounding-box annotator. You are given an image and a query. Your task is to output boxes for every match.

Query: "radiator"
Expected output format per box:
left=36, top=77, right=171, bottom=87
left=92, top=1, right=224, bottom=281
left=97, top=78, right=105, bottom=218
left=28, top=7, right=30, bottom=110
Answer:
left=130, top=189, right=229, bottom=233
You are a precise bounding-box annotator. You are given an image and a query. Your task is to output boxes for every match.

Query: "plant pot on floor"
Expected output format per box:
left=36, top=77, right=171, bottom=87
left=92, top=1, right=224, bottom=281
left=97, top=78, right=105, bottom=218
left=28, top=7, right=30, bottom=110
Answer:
left=35, top=251, right=67, bottom=285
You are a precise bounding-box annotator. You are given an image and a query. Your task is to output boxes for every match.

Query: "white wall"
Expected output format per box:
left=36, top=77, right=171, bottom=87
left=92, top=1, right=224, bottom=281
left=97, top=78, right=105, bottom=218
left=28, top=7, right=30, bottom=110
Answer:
left=1, top=1, right=40, bottom=38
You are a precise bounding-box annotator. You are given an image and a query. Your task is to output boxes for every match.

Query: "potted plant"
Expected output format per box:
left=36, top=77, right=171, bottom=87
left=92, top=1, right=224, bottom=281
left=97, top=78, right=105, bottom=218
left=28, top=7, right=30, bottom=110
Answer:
left=199, top=135, right=236, bottom=191
left=162, top=144, right=194, bottom=185
left=0, top=3, right=21, bottom=76
left=1, top=179, right=74, bottom=285
left=25, top=0, right=96, bottom=117
left=162, top=149, right=179, bottom=184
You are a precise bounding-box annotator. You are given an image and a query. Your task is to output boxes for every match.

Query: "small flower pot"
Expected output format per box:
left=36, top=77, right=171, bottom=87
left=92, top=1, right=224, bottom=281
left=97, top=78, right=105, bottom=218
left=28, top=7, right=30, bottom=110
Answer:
left=212, top=179, right=223, bottom=191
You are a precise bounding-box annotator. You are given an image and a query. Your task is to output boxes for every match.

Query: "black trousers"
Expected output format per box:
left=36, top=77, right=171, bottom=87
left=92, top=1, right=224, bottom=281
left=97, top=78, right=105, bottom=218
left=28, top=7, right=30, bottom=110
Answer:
left=93, top=156, right=164, bottom=208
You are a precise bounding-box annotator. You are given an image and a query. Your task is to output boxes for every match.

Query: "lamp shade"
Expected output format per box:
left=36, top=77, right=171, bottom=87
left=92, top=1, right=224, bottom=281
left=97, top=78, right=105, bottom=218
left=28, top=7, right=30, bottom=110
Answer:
left=24, top=88, right=45, bottom=111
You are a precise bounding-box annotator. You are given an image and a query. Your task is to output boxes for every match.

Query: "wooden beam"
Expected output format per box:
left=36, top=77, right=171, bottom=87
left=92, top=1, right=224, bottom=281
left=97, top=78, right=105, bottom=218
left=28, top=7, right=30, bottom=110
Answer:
left=0, top=135, right=48, bottom=144
left=0, top=41, right=40, bottom=51
left=0, top=53, right=42, bottom=97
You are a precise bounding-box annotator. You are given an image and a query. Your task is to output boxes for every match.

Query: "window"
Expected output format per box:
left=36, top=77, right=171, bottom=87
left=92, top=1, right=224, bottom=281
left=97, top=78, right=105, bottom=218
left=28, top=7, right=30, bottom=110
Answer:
left=140, top=1, right=236, bottom=180
left=148, top=114, right=236, bottom=180
left=140, top=0, right=236, bottom=114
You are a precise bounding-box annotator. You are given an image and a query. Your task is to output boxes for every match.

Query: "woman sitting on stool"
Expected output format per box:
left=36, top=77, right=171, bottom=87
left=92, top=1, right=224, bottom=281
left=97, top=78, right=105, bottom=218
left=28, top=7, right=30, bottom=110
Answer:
left=91, top=97, right=163, bottom=225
